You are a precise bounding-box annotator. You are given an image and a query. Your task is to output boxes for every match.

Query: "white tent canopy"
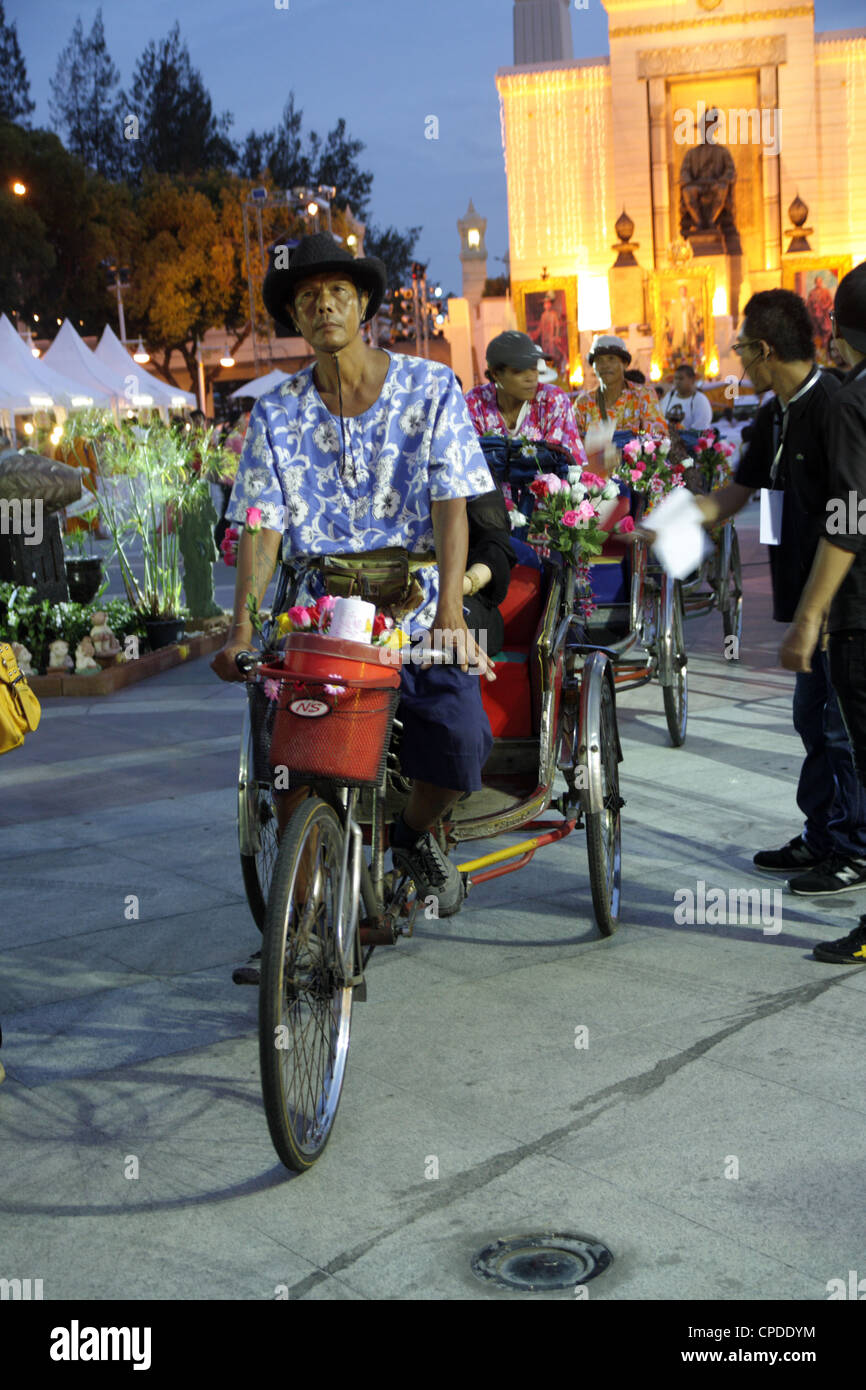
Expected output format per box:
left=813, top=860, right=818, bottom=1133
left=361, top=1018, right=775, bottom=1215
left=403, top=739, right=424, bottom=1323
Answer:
left=228, top=369, right=290, bottom=400
left=94, top=325, right=195, bottom=409
left=42, top=320, right=139, bottom=408
left=0, top=357, right=43, bottom=411
left=0, top=314, right=111, bottom=408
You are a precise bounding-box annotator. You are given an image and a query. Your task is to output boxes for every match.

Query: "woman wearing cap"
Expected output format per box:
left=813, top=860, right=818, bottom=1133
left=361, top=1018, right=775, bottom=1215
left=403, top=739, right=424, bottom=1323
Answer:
left=464, top=330, right=588, bottom=468
left=574, top=335, right=667, bottom=438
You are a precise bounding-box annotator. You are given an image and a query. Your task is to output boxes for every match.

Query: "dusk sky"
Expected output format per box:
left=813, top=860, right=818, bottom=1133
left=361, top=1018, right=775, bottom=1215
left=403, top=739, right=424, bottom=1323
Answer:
left=8, top=0, right=865, bottom=294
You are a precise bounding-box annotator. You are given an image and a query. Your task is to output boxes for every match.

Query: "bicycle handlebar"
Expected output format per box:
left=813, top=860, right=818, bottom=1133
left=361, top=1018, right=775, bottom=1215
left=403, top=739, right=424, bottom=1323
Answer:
left=235, top=650, right=258, bottom=676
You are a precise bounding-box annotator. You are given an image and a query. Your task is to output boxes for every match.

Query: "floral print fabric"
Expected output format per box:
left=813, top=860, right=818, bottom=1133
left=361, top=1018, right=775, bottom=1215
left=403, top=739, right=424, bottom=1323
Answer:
left=573, top=383, right=668, bottom=438
left=226, top=351, right=495, bottom=632
left=464, top=381, right=588, bottom=468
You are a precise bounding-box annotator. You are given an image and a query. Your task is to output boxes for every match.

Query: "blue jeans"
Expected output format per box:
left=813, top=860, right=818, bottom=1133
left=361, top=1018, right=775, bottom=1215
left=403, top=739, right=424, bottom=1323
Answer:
left=792, top=649, right=866, bottom=858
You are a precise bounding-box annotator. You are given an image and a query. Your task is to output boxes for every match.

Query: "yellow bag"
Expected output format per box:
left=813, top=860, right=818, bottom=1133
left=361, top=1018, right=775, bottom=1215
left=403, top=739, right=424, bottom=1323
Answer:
left=0, top=642, right=41, bottom=755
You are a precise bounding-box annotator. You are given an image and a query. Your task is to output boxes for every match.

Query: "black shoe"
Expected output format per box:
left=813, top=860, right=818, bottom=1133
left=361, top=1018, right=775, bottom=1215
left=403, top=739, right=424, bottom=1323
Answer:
left=391, top=825, right=464, bottom=918
left=232, top=949, right=261, bottom=985
left=753, top=834, right=826, bottom=874
left=788, top=854, right=866, bottom=897
left=813, top=917, right=866, bottom=964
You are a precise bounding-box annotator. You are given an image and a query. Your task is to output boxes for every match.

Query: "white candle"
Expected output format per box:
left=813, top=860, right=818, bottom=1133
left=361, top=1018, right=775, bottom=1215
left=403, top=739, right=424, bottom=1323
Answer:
left=328, top=596, right=376, bottom=644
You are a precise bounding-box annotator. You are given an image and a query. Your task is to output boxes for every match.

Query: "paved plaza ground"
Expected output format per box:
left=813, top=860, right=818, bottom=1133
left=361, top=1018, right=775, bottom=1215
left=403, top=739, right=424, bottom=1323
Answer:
left=2, top=501, right=865, bottom=1303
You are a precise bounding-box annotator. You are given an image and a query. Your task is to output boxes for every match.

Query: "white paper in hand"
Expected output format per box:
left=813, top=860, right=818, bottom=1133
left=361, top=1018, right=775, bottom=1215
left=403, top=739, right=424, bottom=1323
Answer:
left=647, top=487, right=712, bottom=579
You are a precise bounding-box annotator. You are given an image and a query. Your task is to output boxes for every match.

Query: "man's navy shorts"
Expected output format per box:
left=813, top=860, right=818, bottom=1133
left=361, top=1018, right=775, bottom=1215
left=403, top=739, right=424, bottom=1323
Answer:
left=397, top=662, right=493, bottom=791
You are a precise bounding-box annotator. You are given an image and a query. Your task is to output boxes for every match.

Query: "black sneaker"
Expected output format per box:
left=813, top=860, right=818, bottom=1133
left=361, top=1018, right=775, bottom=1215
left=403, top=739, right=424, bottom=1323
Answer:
left=391, top=827, right=464, bottom=918
left=788, top=854, right=866, bottom=897
left=813, top=917, right=866, bottom=964
left=753, top=834, right=826, bottom=874
left=232, top=949, right=261, bottom=985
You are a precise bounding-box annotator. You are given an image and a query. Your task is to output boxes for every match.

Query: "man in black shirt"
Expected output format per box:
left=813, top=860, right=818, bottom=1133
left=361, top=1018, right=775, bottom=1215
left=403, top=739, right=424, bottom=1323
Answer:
left=781, top=262, right=866, bottom=962
left=695, top=290, right=866, bottom=894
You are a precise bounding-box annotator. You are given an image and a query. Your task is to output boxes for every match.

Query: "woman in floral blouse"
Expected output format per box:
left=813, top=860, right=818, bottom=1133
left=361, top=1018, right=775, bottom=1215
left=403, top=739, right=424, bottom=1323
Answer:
left=465, top=330, right=588, bottom=468
left=574, top=335, right=668, bottom=438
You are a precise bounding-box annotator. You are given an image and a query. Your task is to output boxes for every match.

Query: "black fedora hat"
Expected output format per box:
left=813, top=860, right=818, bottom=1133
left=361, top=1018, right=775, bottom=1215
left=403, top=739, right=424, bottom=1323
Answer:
left=262, top=231, right=387, bottom=334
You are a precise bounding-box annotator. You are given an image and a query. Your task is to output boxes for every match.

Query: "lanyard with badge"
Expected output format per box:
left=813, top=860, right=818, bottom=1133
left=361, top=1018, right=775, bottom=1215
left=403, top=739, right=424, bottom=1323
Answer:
left=759, top=369, right=819, bottom=545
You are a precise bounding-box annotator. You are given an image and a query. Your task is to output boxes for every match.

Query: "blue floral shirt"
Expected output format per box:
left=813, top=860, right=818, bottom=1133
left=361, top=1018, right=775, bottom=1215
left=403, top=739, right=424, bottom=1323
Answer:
left=227, top=351, right=494, bottom=632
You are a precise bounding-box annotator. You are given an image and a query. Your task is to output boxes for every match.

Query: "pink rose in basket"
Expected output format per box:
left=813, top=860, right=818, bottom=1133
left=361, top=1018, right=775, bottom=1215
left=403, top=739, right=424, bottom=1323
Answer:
left=579, top=472, right=606, bottom=491
left=561, top=509, right=579, bottom=528
left=541, top=472, right=563, bottom=493
left=630, top=469, right=644, bottom=485
left=622, top=439, right=641, bottom=461
left=287, top=605, right=312, bottom=628
left=575, top=499, right=596, bottom=522
left=616, top=516, right=635, bottom=534
left=642, top=438, right=657, bottom=456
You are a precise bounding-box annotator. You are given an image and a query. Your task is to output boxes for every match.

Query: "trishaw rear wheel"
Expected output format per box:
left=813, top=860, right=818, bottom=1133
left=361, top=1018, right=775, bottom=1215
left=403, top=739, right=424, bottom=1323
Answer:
left=584, top=672, right=622, bottom=935
left=259, top=797, right=352, bottom=1172
left=721, top=527, right=743, bottom=651
left=661, top=579, right=688, bottom=747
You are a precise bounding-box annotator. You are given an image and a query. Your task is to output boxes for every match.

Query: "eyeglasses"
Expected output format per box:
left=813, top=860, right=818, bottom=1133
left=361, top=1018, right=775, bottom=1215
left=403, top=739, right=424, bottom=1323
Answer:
left=830, top=310, right=837, bottom=331
left=732, top=339, right=761, bottom=357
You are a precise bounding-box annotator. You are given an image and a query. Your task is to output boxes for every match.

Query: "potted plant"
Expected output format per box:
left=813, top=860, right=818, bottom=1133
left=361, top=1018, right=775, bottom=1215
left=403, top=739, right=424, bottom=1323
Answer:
left=63, top=507, right=103, bottom=603
left=62, top=417, right=201, bottom=650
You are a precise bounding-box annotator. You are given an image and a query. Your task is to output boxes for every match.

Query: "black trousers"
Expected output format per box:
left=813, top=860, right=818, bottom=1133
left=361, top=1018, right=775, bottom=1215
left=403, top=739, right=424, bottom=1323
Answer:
left=828, top=630, right=866, bottom=792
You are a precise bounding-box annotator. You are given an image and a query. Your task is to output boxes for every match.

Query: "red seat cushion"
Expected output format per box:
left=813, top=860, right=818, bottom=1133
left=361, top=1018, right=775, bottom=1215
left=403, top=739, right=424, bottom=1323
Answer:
left=600, top=535, right=630, bottom=561
left=599, top=495, right=629, bottom=534
left=483, top=649, right=533, bottom=738
left=498, top=564, right=544, bottom=647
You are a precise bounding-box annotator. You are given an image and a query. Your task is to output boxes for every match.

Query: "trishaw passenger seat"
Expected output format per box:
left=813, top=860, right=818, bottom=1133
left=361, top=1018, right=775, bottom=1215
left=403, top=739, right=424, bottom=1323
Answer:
left=482, top=559, right=554, bottom=740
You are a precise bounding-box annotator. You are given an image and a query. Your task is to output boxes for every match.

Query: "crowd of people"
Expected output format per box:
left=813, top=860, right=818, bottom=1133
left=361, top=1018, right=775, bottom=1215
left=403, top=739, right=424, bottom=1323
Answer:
left=207, top=232, right=866, bottom=984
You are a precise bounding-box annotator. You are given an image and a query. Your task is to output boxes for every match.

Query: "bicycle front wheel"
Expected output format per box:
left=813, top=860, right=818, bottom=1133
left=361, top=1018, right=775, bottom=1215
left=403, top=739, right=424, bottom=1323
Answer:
left=259, top=797, right=353, bottom=1173
left=238, top=699, right=279, bottom=930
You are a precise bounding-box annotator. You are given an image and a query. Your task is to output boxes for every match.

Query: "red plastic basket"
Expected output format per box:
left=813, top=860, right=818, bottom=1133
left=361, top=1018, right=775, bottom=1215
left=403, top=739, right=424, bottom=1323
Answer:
left=258, top=634, right=401, bottom=786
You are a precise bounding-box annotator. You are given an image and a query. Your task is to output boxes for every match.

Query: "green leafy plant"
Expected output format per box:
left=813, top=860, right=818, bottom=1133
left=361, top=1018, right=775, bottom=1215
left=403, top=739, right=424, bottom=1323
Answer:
left=0, top=583, right=55, bottom=672
left=61, top=417, right=213, bottom=621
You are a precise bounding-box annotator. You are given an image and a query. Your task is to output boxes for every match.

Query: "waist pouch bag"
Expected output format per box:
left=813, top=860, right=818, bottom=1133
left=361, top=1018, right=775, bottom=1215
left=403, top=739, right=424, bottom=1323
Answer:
left=316, top=547, right=432, bottom=616
left=0, top=642, right=42, bottom=755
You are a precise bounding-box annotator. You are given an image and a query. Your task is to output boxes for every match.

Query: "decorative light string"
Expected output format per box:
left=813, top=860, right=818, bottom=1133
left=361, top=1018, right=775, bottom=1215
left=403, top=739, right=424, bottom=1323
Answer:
left=497, top=65, right=613, bottom=279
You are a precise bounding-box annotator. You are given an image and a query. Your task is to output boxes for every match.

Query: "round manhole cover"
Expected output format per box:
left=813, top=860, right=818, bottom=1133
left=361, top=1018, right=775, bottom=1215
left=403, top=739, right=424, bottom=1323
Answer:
left=471, top=1232, right=613, bottom=1293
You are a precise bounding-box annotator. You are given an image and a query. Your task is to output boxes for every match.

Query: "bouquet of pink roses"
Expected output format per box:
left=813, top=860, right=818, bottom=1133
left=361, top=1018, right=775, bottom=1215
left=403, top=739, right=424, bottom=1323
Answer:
left=526, top=472, right=608, bottom=562
left=618, top=435, right=688, bottom=512
left=692, top=428, right=736, bottom=492
left=522, top=471, right=610, bottom=620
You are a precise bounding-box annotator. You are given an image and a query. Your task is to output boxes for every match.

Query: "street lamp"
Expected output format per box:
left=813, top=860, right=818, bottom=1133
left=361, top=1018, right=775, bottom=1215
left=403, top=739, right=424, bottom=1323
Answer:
left=132, top=339, right=150, bottom=364
left=102, top=259, right=130, bottom=340
left=12, top=181, right=26, bottom=196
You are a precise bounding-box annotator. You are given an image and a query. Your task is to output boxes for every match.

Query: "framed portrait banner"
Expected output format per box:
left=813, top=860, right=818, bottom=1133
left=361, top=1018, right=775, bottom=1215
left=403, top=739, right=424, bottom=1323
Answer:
left=513, top=277, right=578, bottom=385
left=649, top=267, right=714, bottom=377
left=782, top=256, right=853, bottom=365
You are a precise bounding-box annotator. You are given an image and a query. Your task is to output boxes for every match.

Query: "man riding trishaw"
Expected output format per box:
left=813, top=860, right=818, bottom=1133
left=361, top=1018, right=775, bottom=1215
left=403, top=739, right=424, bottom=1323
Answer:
left=212, top=232, right=500, bottom=981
